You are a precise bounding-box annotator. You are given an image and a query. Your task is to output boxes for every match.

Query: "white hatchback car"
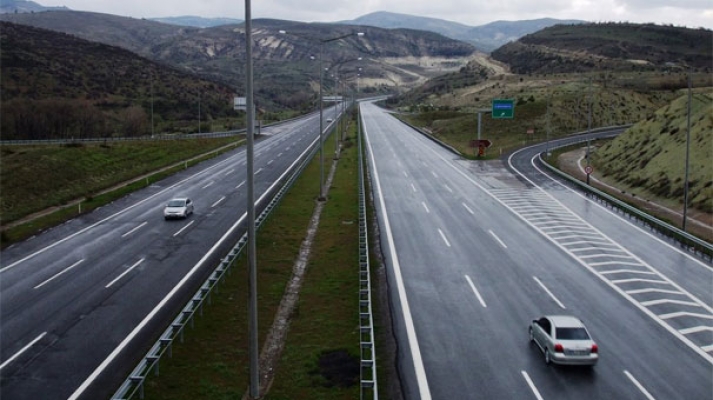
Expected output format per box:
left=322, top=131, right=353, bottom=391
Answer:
left=163, top=197, right=194, bottom=220
left=529, top=315, right=598, bottom=366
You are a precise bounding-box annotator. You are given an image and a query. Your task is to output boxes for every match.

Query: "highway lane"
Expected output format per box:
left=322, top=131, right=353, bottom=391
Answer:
left=0, top=106, right=342, bottom=399
left=361, top=101, right=712, bottom=400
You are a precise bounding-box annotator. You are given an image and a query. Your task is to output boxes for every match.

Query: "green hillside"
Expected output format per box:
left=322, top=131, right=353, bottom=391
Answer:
left=1, top=21, right=238, bottom=140
left=592, top=91, right=712, bottom=213
left=492, top=23, right=713, bottom=74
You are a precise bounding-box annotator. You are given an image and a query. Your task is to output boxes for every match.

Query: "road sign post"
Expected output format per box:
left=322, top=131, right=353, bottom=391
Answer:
left=492, top=99, right=515, bottom=119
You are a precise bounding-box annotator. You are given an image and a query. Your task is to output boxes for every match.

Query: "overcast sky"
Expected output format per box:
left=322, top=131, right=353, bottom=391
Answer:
left=38, top=0, right=713, bottom=29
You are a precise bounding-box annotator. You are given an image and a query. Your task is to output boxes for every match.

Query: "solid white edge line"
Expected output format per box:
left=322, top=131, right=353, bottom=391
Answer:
left=68, top=123, right=320, bottom=400
left=34, top=259, right=85, bottom=290
left=488, top=229, right=508, bottom=249
left=624, top=370, right=656, bottom=400
left=121, top=221, right=148, bottom=238
left=362, top=107, right=432, bottom=400
left=438, top=228, right=451, bottom=247
left=465, top=275, right=487, bottom=308
left=533, top=276, right=567, bottom=309
left=172, top=220, right=195, bottom=237
left=521, top=370, right=544, bottom=400
left=105, top=258, right=145, bottom=289
left=0, top=332, right=48, bottom=370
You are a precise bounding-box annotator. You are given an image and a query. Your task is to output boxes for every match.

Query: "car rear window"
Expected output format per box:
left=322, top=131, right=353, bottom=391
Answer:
left=556, top=327, right=590, bottom=340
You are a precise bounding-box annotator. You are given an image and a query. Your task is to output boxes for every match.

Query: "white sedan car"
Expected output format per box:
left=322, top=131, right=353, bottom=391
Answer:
left=529, top=315, right=598, bottom=366
left=163, top=197, right=194, bottom=220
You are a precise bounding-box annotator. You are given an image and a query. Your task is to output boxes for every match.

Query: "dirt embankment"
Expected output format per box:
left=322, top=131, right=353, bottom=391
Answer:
left=558, top=148, right=712, bottom=243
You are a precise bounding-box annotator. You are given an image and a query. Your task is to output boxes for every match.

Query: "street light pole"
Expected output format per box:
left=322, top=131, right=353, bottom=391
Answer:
left=682, top=72, right=692, bottom=231
left=279, top=30, right=363, bottom=200
left=244, top=0, right=259, bottom=398
left=318, top=40, right=326, bottom=200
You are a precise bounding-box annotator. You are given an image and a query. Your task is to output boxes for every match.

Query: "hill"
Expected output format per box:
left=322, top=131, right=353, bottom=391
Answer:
left=339, top=11, right=586, bottom=52
left=464, top=18, right=585, bottom=52
left=0, top=21, right=236, bottom=140
left=150, top=16, right=243, bottom=28
left=0, top=0, right=67, bottom=13
left=0, top=11, right=478, bottom=108
left=491, top=22, right=713, bottom=74
left=592, top=91, right=712, bottom=214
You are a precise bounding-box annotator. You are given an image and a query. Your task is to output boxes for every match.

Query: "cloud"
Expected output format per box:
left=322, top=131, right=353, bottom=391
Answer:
left=37, top=0, right=713, bottom=28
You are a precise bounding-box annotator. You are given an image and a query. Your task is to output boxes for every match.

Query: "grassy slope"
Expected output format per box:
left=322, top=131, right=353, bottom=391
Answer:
left=592, top=91, right=713, bottom=213
left=0, top=138, right=239, bottom=225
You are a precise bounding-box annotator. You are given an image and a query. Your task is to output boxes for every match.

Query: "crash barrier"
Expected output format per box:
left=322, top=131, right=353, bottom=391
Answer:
left=357, top=108, right=378, bottom=400
left=541, top=141, right=712, bottom=262
left=111, top=124, right=323, bottom=400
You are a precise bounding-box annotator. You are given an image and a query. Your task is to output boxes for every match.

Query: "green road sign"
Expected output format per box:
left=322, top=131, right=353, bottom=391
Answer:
left=492, top=99, right=515, bottom=119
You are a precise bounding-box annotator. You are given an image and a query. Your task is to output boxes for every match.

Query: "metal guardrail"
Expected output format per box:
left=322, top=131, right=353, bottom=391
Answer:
left=111, top=126, right=322, bottom=400
left=541, top=140, right=713, bottom=262
left=357, top=108, right=378, bottom=400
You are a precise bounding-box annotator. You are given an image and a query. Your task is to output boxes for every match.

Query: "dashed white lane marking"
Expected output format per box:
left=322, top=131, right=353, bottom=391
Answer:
left=212, top=196, right=226, bottom=208
left=444, top=185, right=453, bottom=193
left=465, top=275, right=487, bottom=308
left=173, top=221, right=194, bottom=237
left=411, top=183, right=417, bottom=192
left=521, top=371, right=544, bottom=400
left=462, top=203, right=475, bottom=215
left=624, top=370, right=656, bottom=400
left=34, top=259, right=85, bottom=289
left=224, top=168, right=234, bottom=176
left=488, top=230, right=507, bottom=249
left=105, top=258, right=145, bottom=288
left=121, top=221, right=147, bottom=238
left=438, top=229, right=451, bottom=247
left=533, top=276, right=567, bottom=309
left=236, top=181, right=246, bottom=190
left=201, top=181, right=214, bottom=189
left=0, top=332, right=47, bottom=371
left=422, top=202, right=430, bottom=213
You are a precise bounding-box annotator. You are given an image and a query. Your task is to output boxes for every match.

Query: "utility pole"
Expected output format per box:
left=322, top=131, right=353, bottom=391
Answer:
left=682, top=72, right=692, bottom=231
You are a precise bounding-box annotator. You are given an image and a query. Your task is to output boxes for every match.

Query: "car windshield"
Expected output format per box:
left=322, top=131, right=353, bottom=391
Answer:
left=556, top=327, right=590, bottom=340
left=167, top=199, right=186, bottom=207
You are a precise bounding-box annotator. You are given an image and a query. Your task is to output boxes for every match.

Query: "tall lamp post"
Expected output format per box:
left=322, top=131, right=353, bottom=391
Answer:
left=244, top=1, right=258, bottom=398
left=279, top=30, right=363, bottom=200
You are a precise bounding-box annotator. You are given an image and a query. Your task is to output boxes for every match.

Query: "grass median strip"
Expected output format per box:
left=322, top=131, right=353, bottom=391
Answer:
left=143, top=126, right=361, bottom=399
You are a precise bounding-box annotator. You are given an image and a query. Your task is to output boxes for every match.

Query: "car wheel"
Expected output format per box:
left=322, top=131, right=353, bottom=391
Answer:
left=544, top=349, right=551, bottom=365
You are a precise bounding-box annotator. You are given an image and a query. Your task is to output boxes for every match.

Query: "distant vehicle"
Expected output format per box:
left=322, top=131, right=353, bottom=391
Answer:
left=529, top=315, right=598, bottom=366
left=326, top=118, right=333, bottom=122
left=164, top=197, right=194, bottom=220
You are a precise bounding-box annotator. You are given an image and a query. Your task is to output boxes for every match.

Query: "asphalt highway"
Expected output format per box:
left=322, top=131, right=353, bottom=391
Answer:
left=361, top=101, right=712, bottom=400
left=0, top=106, right=341, bottom=400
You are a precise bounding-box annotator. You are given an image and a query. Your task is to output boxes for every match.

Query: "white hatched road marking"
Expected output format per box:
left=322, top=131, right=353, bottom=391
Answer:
left=487, top=187, right=713, bottom=363
left=410, top=137, right=713, bottom=365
